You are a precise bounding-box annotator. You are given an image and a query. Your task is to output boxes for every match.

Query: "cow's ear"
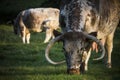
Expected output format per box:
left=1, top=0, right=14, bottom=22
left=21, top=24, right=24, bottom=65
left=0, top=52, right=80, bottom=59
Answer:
left=53, top=30, right=63, bottom=42
left=53, top=30, right=62, bottom=37
left=85, top=32, right=97, bottom=42
left=89, top=32, right=97, bottom=37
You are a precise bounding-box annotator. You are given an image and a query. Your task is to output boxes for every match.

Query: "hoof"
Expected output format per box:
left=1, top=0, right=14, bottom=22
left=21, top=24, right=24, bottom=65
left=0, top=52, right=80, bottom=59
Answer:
left=106, top=63, right=112, bottom=68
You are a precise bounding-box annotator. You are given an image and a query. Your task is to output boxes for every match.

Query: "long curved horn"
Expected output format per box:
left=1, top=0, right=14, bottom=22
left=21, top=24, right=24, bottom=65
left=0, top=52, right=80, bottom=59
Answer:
left=82, top=32, right=105, bottom=60
left=45, top=35, right=66, bottom=65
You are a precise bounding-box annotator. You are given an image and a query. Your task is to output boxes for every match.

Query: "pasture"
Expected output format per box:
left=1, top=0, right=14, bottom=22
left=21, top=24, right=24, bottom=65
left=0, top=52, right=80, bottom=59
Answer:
left=0, top=24, right=120, bottom=80
left=0, top=0, right=120, bottom=80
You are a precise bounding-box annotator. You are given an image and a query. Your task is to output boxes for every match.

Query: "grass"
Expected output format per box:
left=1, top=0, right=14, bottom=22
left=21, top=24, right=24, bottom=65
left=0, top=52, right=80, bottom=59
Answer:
left=0, top=0, right=119, bottom=80
left=0, top=24, right=120, bottom=80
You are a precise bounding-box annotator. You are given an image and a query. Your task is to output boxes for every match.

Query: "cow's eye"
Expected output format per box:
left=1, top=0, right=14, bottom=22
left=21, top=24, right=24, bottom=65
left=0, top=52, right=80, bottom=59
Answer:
left=63, top=47, right=66, bottom=52
left=80, top=48, right=84, bottom=50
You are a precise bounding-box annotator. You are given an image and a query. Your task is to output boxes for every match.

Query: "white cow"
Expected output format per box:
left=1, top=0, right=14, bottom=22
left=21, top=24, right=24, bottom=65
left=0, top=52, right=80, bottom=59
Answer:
left=13, top=8, right=60, bottom=44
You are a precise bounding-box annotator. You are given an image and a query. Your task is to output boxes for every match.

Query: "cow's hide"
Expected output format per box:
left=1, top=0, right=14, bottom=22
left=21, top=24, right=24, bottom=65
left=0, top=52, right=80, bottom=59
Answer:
left=13, top=8, right=60, bottom=44
left=45, top=0, right=120, bottom=74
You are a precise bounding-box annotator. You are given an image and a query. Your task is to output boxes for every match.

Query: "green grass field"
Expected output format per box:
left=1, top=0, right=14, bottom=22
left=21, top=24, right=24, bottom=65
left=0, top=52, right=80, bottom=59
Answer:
left=0, top=24, right=120, bottom=80
left=0, top=0, right=120, bottom=80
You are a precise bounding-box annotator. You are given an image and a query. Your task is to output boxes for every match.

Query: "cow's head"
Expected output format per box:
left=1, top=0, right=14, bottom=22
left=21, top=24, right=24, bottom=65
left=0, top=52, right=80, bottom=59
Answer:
left=45, top=31, right=105, bottom=74
left=45, top=0, right=105, bottom=74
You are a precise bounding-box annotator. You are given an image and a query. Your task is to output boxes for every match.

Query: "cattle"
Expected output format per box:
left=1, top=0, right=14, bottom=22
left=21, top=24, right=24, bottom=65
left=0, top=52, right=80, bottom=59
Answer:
left=13, top=8, right=60, bottom=44
left=45, top=0, right=120, bottom=74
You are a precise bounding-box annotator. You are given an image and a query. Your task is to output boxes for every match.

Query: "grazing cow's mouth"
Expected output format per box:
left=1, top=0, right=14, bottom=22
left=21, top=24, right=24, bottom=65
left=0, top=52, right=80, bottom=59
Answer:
left=67, top=60, right=85, bottom=74
left=68, top=68, right=80, bottom=74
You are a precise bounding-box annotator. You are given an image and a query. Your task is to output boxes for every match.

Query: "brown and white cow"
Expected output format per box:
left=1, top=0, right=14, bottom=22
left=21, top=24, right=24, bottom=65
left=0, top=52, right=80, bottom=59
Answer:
left=13, top=8, right=60, bottom=44
left=45, top=0, right=120, bottom=74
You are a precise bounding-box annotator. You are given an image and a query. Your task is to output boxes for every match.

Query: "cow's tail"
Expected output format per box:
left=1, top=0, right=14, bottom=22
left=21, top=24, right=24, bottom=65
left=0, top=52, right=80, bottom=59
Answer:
left=14, top=12, right=21, bottom=35
left=17, top=11, right=25, bottom=36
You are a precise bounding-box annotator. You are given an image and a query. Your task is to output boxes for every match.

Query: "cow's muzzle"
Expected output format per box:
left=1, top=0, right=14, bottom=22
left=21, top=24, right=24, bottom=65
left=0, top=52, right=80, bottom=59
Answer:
left=67, top=62, right=85, bottom=74
left=67, top=68, right=80, bottom=74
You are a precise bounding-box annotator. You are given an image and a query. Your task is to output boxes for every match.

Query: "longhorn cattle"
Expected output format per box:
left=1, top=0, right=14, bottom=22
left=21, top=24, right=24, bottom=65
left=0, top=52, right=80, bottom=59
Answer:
left=13, top=8, right=60, bottom=44
left=45, top=0, right=120, bottom=74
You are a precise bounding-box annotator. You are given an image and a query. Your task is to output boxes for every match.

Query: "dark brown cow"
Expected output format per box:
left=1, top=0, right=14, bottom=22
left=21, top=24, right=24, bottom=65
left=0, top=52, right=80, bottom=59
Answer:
left=45, top=0, right=120, bottom=74
left=13, top=8, right=60, bottom=44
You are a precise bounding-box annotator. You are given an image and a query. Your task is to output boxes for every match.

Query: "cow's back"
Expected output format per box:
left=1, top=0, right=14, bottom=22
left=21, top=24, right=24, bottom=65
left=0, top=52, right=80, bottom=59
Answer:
left=97, top=0, right=120, bottom=38
left=22, top=8, right=60, bottom=32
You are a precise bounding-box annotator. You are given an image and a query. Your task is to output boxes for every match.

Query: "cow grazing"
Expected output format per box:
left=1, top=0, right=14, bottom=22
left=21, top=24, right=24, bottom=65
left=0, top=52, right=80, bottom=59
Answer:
left=13, top=8, right=60, bottom=44
left=45, top=0, right=120, bottom=74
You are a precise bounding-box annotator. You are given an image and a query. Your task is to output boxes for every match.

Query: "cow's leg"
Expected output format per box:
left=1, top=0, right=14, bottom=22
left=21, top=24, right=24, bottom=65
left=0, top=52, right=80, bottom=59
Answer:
left=105, top=33, right=114, bottom=68
left=84, top=48, right=92, bottom=71
left=51, top=30, right=55, bottom=40
left=21, top=30, right=26, bottom=44
left=26, top=33, right=30, bottom=44
left=25, top=29, right=30, bottom=44
left=44, top=29, right=53, bottom=43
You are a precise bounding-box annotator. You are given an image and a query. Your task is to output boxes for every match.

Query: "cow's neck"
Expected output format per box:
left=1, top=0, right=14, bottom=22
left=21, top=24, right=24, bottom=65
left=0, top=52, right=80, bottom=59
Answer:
left=63, top=0, right=97, bottom=32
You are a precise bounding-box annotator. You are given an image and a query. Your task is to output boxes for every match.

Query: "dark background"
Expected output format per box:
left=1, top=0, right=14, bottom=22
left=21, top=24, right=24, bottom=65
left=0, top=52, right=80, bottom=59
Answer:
left=0, top=0, right=61, bottom=24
